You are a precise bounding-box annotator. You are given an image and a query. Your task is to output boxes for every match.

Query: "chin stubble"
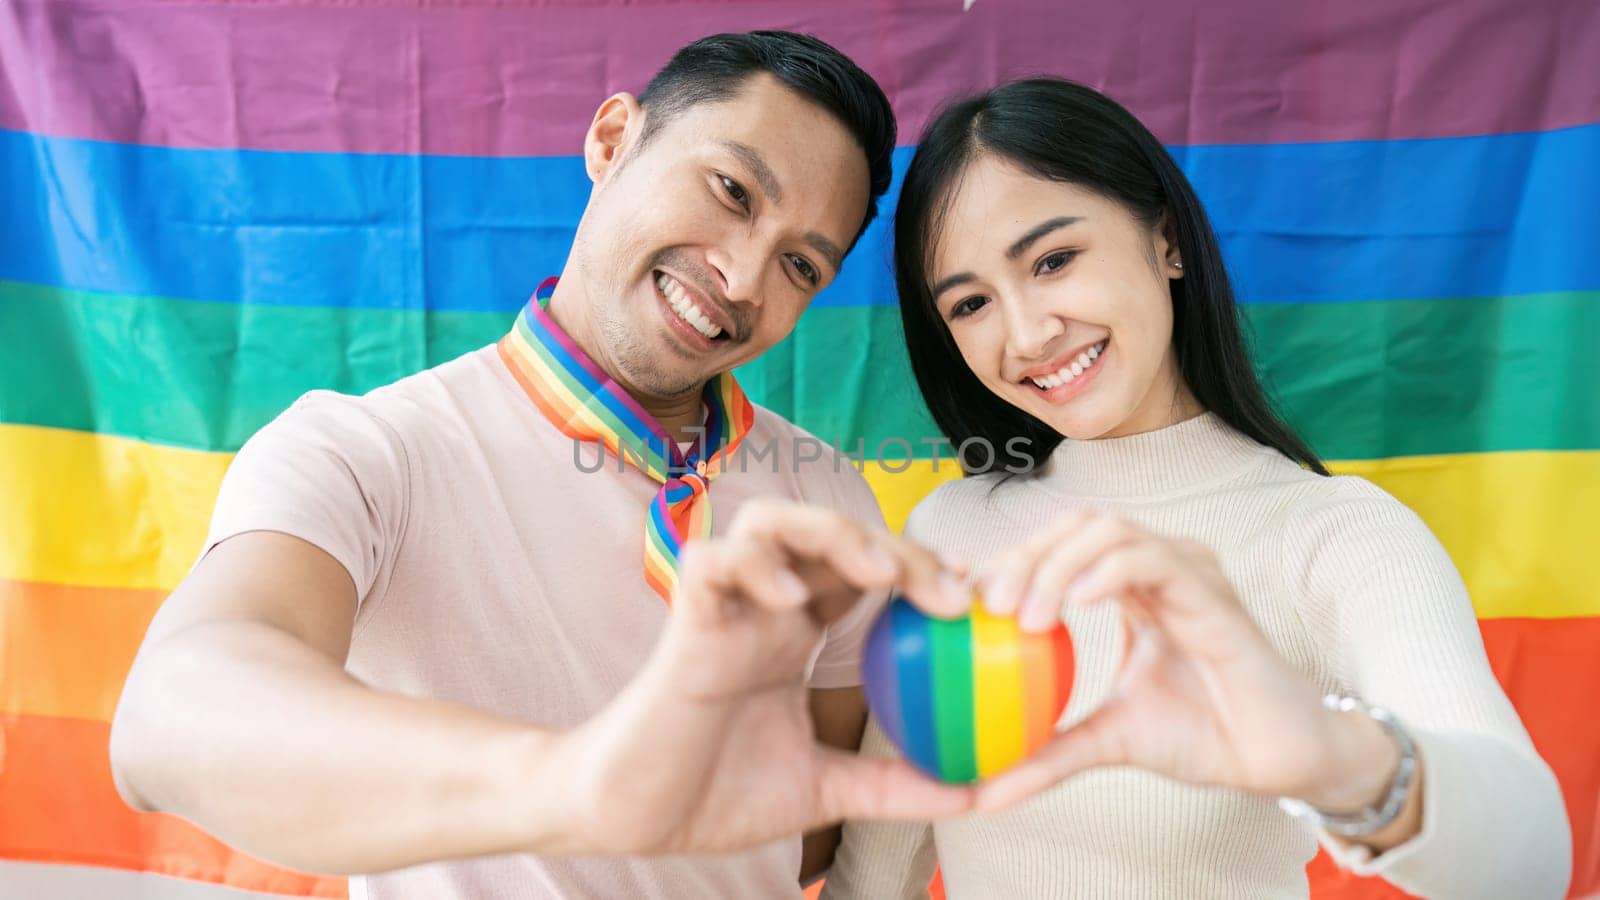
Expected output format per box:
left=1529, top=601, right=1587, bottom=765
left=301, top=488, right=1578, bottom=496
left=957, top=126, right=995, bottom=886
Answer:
left=596, top=314, right=705, bottom=399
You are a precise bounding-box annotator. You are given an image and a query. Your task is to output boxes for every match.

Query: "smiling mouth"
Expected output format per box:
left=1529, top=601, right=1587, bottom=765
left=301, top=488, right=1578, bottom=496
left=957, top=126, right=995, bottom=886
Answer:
left=654, top=271, right=730, bottom=341
left=1024, top=340, right=1108, bottom=390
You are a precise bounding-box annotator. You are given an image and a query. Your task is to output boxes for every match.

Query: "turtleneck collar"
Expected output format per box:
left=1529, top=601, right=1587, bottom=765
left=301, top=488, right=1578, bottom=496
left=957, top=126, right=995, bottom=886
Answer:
left=1033, top=412, right=1279, bottom=499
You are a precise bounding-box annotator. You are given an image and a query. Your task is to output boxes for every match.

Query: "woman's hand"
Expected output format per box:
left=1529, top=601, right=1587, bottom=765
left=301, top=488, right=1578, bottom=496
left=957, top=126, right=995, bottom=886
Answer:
left=968, top=510, right=1411, bottom=840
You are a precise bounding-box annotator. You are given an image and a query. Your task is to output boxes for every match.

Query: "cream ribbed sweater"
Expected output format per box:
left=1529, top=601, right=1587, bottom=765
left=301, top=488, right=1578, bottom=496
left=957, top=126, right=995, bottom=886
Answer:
left=823, top=413, right=1571, bottom=900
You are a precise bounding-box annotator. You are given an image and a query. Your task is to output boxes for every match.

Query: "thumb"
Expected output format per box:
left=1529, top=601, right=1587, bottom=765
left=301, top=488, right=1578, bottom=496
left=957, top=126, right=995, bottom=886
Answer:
left=811, top=748, right=977, bottom=824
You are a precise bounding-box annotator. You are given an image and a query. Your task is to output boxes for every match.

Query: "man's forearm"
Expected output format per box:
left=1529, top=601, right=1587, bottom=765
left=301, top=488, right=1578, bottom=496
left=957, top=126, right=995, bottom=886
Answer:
left=111, top=619, right=572, bottom=875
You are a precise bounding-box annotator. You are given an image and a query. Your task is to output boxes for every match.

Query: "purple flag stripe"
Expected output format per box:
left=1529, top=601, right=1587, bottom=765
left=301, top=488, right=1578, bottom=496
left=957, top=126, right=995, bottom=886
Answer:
left=2, top=0, right=1596, bottom=157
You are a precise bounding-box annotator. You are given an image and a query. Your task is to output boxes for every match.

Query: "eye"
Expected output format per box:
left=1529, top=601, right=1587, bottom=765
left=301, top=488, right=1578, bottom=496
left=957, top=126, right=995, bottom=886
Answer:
left=950, top=295, right=989, bottom=319
left=787, top=254, right=819, bottom=286
left=1034, top=250, right=1077, bottom=276
left=719, top=175, right=750, bottom=212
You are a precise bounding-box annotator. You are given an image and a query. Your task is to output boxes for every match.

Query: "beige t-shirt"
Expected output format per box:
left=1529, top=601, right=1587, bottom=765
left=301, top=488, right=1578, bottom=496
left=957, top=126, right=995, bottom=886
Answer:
left=203, top=344, right=888, bottom=899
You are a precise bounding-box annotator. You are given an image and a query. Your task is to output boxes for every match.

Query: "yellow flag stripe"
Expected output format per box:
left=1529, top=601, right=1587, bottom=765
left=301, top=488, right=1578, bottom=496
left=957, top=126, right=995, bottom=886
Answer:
left=860, top=452, right=1600, bottom=620
left=2, top=424, right=1595, bottom=619
left=1, top=425, right=229, bottom=592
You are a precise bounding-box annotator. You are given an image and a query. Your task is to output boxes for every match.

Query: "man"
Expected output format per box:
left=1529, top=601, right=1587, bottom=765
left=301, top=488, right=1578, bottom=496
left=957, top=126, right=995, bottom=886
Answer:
left=109, top=31, right=975, bottom=899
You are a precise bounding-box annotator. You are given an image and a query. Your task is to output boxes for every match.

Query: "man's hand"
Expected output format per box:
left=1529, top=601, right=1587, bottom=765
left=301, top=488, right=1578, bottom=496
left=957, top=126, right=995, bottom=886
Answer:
left=541, top=498, right=975, bottom=856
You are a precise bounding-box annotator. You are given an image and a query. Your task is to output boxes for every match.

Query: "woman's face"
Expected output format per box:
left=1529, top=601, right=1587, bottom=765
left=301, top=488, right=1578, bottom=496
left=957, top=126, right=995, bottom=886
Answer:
left=927, top=153, right=1199, bottom=441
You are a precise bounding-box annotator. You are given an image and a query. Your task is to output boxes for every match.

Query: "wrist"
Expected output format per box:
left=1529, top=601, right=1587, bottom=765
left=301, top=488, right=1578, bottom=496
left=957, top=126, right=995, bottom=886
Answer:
left=1279, top=695, right=1421, bottom=845
left=1295, top=705, right=1402, bottom=814
left=498, top=725, right=586, bottom=856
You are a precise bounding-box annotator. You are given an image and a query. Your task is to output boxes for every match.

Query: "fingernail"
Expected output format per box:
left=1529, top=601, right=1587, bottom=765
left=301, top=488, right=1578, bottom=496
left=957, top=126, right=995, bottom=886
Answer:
left=937, top=550, right=969, bottom=576
left=775, top=569, right=808, bottom=606
left=985, top=575, right=1018, bottom=615
left=1021, top=596, right=1057, bottom=632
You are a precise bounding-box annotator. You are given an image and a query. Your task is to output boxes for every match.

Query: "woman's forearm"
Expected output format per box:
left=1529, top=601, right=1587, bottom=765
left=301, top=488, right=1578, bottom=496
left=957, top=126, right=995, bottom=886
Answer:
left=1315, top=729, right=1571, bottom=899
left=1288, top=705, right=1424, bottom=852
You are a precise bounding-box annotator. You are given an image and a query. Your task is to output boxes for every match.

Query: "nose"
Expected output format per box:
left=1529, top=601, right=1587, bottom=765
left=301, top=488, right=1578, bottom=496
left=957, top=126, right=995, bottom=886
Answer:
left=1000, top=293, right=1066, bottom=363
left=704, top=237, right=764, bottom=307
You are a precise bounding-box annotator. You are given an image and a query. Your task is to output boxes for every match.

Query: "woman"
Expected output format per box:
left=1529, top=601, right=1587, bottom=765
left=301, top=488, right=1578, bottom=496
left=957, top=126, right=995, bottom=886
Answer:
left=822, top=79, right=1571, bottom=899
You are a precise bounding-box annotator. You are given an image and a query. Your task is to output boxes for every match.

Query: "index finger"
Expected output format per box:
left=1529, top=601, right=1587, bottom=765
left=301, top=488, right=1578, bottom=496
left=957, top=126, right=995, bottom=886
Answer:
left=728, top=500, right=968, bottom=619
left=876, top=532, right=972, bottom=619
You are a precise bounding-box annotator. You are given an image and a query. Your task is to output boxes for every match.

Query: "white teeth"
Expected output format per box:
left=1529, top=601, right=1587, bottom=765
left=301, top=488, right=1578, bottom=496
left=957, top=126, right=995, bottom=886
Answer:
left=1028, top=341, right=1107, bottom=390
left=655, top=273, right=723, bottom=339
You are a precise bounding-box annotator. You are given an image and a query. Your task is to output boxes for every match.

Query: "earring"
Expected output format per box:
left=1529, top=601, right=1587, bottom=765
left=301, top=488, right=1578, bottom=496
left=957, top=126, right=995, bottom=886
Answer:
left=1174, top=261, right=1184, bottom=269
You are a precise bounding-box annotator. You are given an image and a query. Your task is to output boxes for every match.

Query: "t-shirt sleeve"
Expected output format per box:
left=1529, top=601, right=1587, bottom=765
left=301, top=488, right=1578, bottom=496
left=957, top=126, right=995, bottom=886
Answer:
left=201, top=390, right=412, bottom=609
left=797, top=445, right=892, bottom=690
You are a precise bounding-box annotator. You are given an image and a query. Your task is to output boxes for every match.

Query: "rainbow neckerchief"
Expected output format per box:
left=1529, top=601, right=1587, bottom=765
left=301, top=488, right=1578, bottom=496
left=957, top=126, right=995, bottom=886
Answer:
left=497, top=277, right=755, bottom=602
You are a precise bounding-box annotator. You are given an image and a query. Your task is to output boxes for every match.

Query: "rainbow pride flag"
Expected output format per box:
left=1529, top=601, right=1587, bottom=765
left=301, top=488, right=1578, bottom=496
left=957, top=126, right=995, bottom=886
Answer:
left=2, top=2, right=1596, bottom=897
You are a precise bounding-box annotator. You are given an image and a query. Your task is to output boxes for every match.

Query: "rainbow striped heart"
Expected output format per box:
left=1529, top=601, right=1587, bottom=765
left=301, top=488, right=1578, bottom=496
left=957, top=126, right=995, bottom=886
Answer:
left=862, top=595, right=1076, bottom=783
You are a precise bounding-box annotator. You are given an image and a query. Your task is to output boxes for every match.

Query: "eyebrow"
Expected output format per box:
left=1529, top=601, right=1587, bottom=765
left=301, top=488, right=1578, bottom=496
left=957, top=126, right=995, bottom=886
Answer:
left=931, top=272, right=977, bottom=301
left=932, top=215, right=1086, bottom=300
left=1006, top=216, right=1083, bottom=259
left=722, top=140, right=782, bottom=205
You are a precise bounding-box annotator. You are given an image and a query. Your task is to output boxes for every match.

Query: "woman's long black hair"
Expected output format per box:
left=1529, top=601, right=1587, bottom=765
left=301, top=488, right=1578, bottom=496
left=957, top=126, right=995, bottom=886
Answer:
left=895, top=77, right=1328, bottom=476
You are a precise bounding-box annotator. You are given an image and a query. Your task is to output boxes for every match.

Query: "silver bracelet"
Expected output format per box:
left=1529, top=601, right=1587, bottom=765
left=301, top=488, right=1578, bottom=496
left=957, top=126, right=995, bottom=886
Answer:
left=1277, top=694, right=1417, bottom=839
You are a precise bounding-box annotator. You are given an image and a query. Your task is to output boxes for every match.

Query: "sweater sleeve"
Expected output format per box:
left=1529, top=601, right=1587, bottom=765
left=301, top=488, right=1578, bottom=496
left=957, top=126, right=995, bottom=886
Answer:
left=1283, top=476, right=1571, bottom=898
left=819, top=716, right=939, bottom=900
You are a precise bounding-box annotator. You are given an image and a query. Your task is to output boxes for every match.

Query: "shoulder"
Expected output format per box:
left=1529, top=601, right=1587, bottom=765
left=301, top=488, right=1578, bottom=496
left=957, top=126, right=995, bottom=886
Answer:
left=903, top=469, right=1017, bottom=541
left=246, top=388, right=408, bottom=464
left=1281, top=472, right=1438, bottom=550
left=745, top=402, right=837, bottom=454
left=1276, top=471, right=1460, bottom=599
left=1171, top=448, right=1441, bottom=563
left=745, top=403, right=885, bottom=528
left=243, top=344, right=507, bottom=468
left=263, top=344, right=510, bottom=455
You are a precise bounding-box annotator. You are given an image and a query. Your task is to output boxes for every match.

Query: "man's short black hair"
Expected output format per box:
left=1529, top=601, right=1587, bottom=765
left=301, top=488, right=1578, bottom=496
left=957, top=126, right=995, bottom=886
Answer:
left=637, top=30, right=896, bottom=249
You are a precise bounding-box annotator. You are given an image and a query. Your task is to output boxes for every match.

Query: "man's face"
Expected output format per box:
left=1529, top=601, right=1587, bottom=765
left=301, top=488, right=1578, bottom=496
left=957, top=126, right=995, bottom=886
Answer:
left=572, top=74, right=871, bottom=399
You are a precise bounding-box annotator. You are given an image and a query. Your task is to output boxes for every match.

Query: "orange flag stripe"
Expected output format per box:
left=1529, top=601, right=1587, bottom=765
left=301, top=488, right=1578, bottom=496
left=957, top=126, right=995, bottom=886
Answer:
left=0, top=712, right=346, bottom=897
left=2, top=579, right=165, bottom=721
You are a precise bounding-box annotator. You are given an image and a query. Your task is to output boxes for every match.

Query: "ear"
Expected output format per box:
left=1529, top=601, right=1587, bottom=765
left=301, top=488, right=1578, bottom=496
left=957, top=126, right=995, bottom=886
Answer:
left=584, top=92, right=643, bottom=184
left=1153, top=209, right=1184, bottom=279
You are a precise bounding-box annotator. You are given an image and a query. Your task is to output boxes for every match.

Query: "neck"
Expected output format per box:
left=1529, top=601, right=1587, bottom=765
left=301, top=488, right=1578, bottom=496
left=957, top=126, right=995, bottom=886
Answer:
left=1042, top=411, right=1272, bottom=498
left=543, top=277, right=709, bottom=444
left=1099, top=360, right=1205, bottom=438
left=641, top=394, right=707, bottom=445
